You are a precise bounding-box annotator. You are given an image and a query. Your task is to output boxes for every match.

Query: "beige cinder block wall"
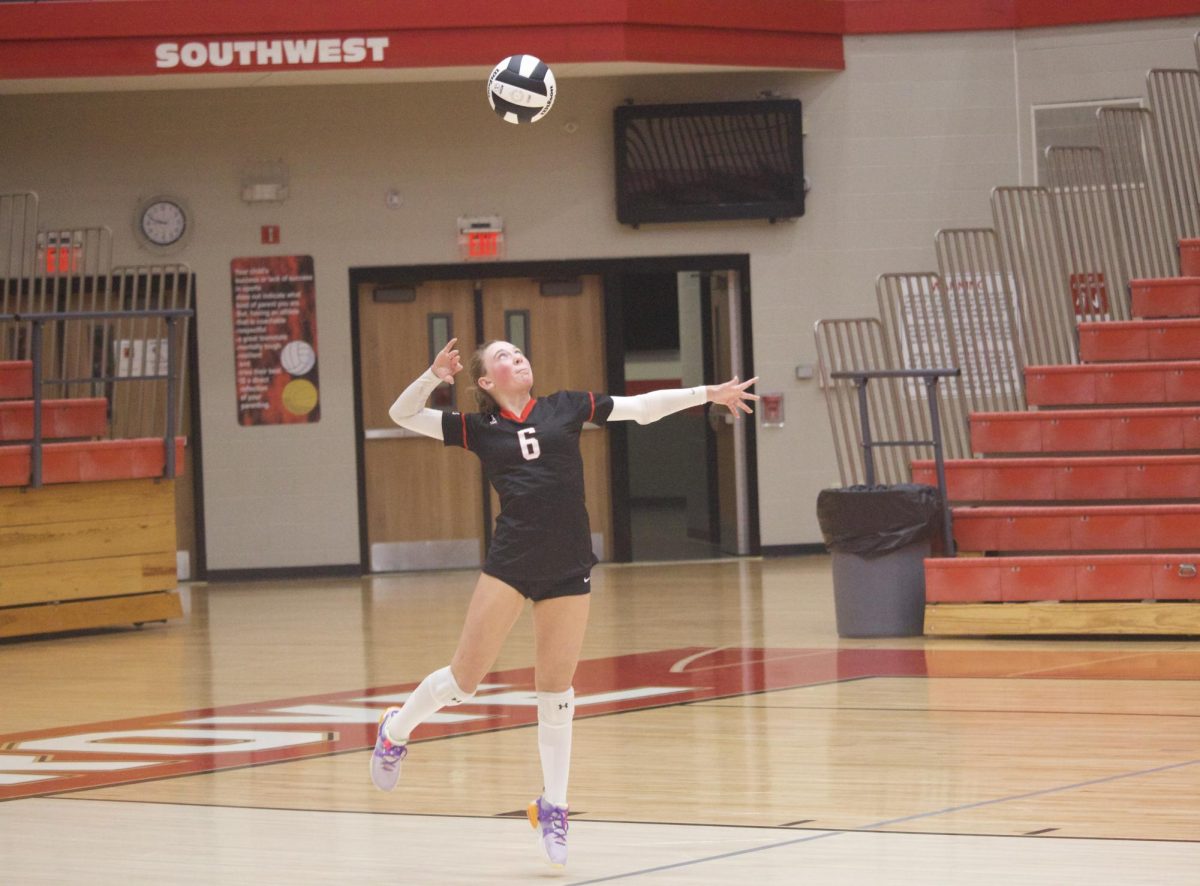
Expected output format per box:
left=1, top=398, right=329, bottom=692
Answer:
left=1, top=17, right=1194, bottom=567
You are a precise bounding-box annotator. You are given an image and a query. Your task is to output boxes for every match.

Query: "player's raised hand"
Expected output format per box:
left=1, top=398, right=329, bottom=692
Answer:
left=432, top=338, right=463, bottom=384
left=707, top=375, right=760, bottom=417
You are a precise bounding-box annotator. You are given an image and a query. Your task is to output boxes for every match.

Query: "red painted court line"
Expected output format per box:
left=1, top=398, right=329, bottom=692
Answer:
left=0, top=647, right=922, bottom=801
left=2, top=645, right=1197, bottom=802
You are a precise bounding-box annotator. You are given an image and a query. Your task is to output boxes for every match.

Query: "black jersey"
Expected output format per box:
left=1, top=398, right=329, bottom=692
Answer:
left=442, top=390, right=615, bottom=581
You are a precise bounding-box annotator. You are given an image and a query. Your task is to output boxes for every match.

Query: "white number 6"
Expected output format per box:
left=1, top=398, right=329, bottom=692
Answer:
left=517, top=427, right=541, bottom=461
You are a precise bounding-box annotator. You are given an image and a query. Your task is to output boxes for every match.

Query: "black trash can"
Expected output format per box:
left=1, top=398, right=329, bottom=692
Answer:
left=816, top=484, right=943, bottom=638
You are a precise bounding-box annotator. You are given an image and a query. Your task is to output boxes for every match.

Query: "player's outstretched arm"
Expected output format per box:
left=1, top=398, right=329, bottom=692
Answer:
left=387, top=338, right=464, bottom=440
left=609, top=376, right=759, bottom=425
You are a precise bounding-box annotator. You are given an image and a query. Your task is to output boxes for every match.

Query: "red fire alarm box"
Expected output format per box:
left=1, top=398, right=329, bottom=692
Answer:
left=761, top=392, right=784, bottom=427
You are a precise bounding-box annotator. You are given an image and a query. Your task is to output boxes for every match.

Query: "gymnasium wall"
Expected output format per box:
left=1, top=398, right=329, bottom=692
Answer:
left=1014, top=18, right=1200, bottom=182
left=0, top=17, right=1196, bottom=567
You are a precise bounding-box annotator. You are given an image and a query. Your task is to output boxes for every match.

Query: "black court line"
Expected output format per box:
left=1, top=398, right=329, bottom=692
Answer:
left=45, top=795, right=1200, bottom=846
left=563, top=757, right=1200, bottom=885
left=694, top=701, right=1200, bottom=719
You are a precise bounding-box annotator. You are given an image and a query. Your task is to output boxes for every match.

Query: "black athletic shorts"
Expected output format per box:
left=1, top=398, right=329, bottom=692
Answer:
left=486, top=571, right=592, bottom=602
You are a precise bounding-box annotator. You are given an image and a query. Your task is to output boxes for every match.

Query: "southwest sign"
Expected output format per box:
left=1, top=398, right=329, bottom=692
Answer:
left=155, top=37, right=391, bottom=70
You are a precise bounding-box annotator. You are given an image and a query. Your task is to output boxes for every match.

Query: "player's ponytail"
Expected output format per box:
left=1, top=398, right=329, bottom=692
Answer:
left=469, top=341, right=500, bottom=414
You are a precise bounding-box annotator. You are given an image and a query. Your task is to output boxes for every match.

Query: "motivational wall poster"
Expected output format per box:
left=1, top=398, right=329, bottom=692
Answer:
left=231, top=255, right=320, bottom=425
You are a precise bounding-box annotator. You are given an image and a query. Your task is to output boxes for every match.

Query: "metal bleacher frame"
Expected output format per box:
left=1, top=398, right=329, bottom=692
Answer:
left=0, top=191, right=195, bottom=488
left=817, top=41, right=1200, bottom=488
left=815, top=32, right=1200, bottom=636
left=2, top=306, right=194, bottom=487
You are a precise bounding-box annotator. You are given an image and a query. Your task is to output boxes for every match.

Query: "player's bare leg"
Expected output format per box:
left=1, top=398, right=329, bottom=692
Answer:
left=449, top=573, right=527, bottom=692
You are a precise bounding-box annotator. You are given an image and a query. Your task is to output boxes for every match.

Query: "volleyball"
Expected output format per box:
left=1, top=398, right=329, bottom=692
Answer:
left=487, top=54, right=556, bottom=125
left=280, top=340, right=316, bottom=376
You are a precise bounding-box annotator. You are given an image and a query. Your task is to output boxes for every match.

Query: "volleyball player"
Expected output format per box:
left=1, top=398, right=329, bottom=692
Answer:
left=370, top=338, right=757, bottom=867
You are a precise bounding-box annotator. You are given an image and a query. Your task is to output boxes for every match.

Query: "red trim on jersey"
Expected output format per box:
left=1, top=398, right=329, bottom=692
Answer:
left=587, top=392, right=596, bottom=423
left=460, top=413, right=468, bottom=449
left=501, top=398, right=537, bottom=423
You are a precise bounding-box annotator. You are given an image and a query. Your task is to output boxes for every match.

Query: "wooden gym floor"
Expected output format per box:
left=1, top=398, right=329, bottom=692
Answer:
left=2, top=556, right=1198, bottom=884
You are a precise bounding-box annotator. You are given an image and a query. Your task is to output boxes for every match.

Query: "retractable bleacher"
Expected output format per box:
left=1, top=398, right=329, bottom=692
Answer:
left=0, top=193, right=193, bottom=638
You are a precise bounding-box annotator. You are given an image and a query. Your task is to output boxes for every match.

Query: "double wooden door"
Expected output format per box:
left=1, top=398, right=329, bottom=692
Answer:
left=357, top=276, right=611, bottom=573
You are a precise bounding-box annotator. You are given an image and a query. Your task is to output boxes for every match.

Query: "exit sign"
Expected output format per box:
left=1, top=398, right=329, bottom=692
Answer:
left=457, top=215, right=503, bottom=261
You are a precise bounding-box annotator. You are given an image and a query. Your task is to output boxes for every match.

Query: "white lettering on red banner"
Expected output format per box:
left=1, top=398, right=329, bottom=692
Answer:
left=155, top=37, right=389, bottom=70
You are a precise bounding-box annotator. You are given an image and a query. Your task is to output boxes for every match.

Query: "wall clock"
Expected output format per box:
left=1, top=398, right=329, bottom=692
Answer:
left=136, top=196, right=189, bottom=249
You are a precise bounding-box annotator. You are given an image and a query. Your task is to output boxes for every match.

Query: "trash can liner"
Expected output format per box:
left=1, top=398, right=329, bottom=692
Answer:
left=816, top=484, right=942, bottom=559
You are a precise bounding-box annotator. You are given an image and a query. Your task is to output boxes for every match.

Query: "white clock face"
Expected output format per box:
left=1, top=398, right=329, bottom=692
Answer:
left=140, top=200, right=187, bottom=246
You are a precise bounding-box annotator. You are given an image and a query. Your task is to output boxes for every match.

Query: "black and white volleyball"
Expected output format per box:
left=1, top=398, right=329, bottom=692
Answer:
left=487, top=54, right=556, bottom=125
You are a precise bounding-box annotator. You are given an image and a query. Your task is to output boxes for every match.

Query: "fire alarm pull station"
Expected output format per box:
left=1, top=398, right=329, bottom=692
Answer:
left=761, top=392, right=784, bottom=428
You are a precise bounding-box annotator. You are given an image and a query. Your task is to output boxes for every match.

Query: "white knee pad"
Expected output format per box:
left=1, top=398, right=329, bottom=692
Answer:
left=537, top=688, right=575, bottom=727
left=431, top=665, right=474, bottom=706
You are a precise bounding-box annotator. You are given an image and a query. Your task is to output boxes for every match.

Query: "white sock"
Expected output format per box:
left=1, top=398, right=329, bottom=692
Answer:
left=384, top=666, right=473, bottom=743
left=537, top=688, right=574, bottom=807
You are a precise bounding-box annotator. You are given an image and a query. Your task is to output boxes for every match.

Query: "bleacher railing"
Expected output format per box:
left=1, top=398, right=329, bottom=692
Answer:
left=816, top=317, right=918, bottom=486
left=934, top=228, right=1027, bottom=412
left=1, top=305, right=194, bottom=487
left=1045, top=145, right=1134, bottom=322
left=1147, top=68, right=1200, bottom=241
left=992, top=187, right=1080, bottom=366
left=875, top=272, right=971, bottom=460
left=0, top=192, right=38, bottom=286
left=1097, top=106, right=1179, bottom=278
left=830, top=367, right=960, bottom=557
left=816, top=34, right=1200, bottom=512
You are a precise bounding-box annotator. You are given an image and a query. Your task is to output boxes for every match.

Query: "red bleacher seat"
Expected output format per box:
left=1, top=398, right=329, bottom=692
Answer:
left=1025, top=361, right=1200, bottom=406
left=0, top=398, right=109, bottom=441
left=970, top=407, right=1200, bottom=454
left=0, top=361, right=33, bottom=399
left=925, top=554, right=1200, bottom=603
left=1078, top=318, right=1200, bottom=362
left=912, top=454, right=1200, bottom=502
left=1130, top=278, right=1200, bottom=318
left=0, top=437, right=186, bottom=486
left=951, top=503, right=1200, bottom=553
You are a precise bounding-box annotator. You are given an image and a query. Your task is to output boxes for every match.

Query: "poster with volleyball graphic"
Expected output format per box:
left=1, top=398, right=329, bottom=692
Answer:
left=231, top=255, right=320, bottom=425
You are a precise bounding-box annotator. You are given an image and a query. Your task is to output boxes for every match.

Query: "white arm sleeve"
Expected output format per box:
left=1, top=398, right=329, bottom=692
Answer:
left=608, top=386, right=708, bottom=425
left=387, top=368, right=446, bottom=440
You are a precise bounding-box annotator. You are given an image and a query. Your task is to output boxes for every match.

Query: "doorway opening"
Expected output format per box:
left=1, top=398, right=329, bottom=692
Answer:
left=614, top=270, right=720, bottom=561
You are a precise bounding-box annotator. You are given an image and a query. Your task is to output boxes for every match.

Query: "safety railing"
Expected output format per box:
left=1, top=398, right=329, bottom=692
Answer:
left=1044, top=146, right=1134, bottom=322
left=1097, top=106, right=1179, bottom=278
left=0, top=192, right=38, bottom=286
left=1146, top=68, right=1200, bottom=241
left=991, top=187, right=1080, bottom=366
left=815, top=316, right=956, bottom=488
left=875, top=272, right=971, bottom=460
left=1, top=306, right=194, bottom=487
left=934, top=228, right=1027, bottom=412
left=0, top=263, right=193, bottom=429
left=830, top=367, right=959, bottom=557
